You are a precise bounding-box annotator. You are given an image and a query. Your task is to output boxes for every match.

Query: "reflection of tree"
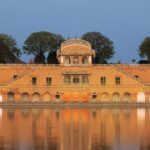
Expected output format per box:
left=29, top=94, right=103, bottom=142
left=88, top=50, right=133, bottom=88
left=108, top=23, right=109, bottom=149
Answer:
left=140, top=143, right=150, bottom=150
left=32, top=109, right=44, bottom=150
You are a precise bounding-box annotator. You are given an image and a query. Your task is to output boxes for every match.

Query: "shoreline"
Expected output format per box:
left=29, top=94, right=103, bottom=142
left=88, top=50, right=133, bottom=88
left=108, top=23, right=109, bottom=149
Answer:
left=0, top=102, right=150, bottom=108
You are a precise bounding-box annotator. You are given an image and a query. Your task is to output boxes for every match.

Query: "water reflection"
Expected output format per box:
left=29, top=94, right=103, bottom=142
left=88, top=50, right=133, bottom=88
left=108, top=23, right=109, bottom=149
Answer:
left=137, top=109, right=145, bottom=124
left=0, top=108, right=149, bottom=150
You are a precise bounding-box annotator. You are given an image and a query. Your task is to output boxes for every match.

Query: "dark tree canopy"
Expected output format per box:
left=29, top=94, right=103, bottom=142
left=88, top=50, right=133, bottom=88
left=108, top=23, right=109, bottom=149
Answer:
left=81, top=32, right=115, bottom=64
left=0, top=34, right=21, bottom=58
left=23, top=31, right=55, bottom=56
left=34, top=54, right=46, bottom=64
left=47, top=34, right=65, bottom=64
left=139, top=37, right=150, bottom=62
left=52, top=34, right=65, bottom=51
left=0, top=39, right=22, bottom=63
left=23, top=31, right=56, bottom=63
left=47, top=51, right=58, bottom=64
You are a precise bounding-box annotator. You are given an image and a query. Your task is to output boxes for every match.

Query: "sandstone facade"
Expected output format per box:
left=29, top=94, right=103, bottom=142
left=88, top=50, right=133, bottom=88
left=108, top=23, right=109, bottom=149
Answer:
left=0, top=39, right=150, bottom=102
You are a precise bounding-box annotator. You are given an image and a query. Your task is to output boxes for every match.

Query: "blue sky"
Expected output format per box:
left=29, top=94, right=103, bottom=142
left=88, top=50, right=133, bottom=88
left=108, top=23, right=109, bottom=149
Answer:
left=0, top=0, right=150, bottom=63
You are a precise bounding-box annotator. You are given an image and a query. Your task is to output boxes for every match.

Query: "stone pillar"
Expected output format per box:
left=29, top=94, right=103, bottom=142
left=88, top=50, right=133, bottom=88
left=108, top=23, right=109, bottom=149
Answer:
left=70, top=56, right=73, bottom=65
left=60, top=56, right=64, bottom=64
left=88, top=56, right=92, bottom=65
left=79, top=56, right=82, bottom=65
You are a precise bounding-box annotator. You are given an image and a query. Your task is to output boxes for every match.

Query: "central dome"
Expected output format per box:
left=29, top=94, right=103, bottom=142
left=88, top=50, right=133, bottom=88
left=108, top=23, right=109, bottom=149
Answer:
left=61, top=38, right=91, bottom=49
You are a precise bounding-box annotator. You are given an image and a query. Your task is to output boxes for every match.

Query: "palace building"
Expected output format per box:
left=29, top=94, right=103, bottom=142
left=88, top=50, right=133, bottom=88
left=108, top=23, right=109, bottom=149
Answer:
left=0, top=39, right=150, bottom=103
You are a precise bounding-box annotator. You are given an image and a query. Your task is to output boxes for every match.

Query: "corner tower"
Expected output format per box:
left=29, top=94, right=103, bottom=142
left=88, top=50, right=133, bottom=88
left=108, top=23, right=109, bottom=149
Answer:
left=57, top=39, right=95, bottom=66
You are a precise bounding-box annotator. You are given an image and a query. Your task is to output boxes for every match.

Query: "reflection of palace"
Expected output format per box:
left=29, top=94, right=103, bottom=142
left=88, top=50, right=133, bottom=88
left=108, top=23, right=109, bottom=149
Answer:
left=0, top=39, right=150, bottom=102
left=0, top=108, right=150, bottom=149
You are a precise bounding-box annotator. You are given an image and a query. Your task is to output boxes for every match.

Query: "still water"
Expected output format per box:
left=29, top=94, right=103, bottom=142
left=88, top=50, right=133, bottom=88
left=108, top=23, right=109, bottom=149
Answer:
left=0, top=108, right=150, bottom=150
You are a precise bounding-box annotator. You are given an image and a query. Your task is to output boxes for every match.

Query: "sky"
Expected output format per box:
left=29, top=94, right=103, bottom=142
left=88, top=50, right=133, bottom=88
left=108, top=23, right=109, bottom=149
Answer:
left=0, top=0, right=150, bottom=63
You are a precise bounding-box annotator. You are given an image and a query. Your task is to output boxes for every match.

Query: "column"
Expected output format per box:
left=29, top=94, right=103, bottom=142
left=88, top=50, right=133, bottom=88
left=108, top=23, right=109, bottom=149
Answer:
left=61, top=56, right=64, bottom=64
left=88, top=56, right=92, bottom=64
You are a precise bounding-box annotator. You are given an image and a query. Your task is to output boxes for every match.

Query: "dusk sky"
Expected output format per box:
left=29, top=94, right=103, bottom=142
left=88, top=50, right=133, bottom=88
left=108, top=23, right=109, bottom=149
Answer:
left=0, top=0, right=150, bottom=63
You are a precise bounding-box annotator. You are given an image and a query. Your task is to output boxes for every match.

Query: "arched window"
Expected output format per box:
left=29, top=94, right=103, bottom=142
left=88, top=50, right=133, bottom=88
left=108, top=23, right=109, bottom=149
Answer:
left=73, top=56, right=79, bottom=64
left=7, top=92, right=15, bottom=102
left=82, top=56, right=88, bottom=64
left=64, top=56, right=70, bottom=65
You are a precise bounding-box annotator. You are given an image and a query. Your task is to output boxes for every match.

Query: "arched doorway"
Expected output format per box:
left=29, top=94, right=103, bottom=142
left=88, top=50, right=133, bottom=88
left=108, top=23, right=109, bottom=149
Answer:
left=7, top=92, right=15, bottom=102
left=123, top=92, right=131, bottom=102
left=21, top=92, right=29, bottom=102
left=82, top=56, right=88, bottom=64
left=73, top=56, right=79, bottom=64
left=32, top=92, right=40, bottom=102
left=137, top=92, right=145, bottom=103
left=101, top=92, right=109, bottom=102
left=112, top=92, right=120, bottom=102
left=64, top=56, right=70, bottom=65
left=43, top=93, right=51, bottom=102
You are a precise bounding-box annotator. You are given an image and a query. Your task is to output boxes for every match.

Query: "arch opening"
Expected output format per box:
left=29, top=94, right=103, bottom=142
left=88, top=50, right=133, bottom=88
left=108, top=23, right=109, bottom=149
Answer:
left=32, top=92, right=40, bottom=102
left=137, top=92, right=145, bottom=103
left=7, top=92, right=15, bottom=102
left=64, top=56, right=70, bottom=65
left=123, top=92, right=131, bottom=102
left=101, top=92, right=109, bottom=102
left=82, top=56, right=88, bottom=64
left=112, top=92, right=120, bottom=102
left=21, top=92, right=29, bottom=102
left=73, top=56, right=79, bottom=64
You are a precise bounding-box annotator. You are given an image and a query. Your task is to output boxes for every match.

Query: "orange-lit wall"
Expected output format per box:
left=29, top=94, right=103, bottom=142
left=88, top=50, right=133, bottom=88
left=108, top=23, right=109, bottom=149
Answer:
left=0, top=64, right=150, bottom=102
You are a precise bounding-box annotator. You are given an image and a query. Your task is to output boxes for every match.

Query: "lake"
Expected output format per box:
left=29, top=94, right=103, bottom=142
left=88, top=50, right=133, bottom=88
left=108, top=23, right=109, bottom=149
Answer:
left=0, top=108, right=150, bottom=150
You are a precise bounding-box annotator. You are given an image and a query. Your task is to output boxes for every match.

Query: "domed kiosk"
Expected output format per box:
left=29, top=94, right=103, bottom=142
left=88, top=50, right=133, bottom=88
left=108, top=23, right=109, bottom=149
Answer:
left=57, top=39, right=95, bottom=66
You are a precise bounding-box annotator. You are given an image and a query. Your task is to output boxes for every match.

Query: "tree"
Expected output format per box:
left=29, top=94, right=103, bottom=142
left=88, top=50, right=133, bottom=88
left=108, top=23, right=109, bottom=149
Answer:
left=23, top=31, right=55, bottom=64
left=81, top=32, right=115, bottom=64
left=0, top=34, right=21, bottom=58
left=0, top=39, right=22, bottom=63
left=139, top=37, right=150, bottom=63
left=47, top=34, right=65, bottom=64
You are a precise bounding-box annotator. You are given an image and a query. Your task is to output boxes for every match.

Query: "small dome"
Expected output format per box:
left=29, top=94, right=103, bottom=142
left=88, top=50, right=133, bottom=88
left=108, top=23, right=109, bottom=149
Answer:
left=61, top=38, right=91, bottom=49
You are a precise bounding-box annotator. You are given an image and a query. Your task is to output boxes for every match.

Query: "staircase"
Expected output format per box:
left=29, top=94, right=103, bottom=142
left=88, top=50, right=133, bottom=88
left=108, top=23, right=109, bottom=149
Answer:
left=1, top=65, right=38, bottom=86
left=114, top=65, right=149, bottom=86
